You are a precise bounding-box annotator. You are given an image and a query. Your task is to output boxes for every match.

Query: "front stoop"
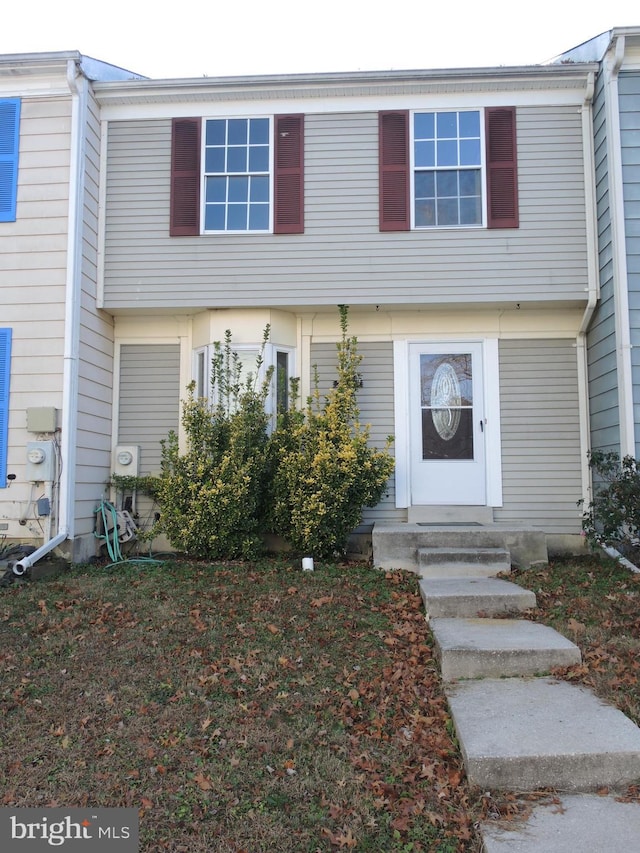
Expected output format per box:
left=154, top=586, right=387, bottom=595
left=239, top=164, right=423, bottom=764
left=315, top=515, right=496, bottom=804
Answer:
left=481, top=795, right=640, bottom=852
left=372, top=523, right=548, bottom=571
left=420, top=577, right=536, bottom=618
left=446, top=677, right=640, bottom=791
left=431, top=618, right=581, bottom=680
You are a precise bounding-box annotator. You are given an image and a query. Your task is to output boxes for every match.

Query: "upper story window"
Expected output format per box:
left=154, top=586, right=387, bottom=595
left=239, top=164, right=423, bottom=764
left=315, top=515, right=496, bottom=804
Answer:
left=379, top=107, right=518, bottom=232
left=170, top=115, right=304, bottom=237
left=413, top=110, right=483, bottom=228
left=204, top=118, right=271, bottom=232
left=0, top=98, right=21, bottom=223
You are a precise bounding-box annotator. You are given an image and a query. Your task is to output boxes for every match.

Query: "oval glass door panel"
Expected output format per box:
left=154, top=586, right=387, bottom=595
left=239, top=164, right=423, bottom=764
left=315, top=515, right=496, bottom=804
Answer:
left=420, top=354, right=473, bottom=460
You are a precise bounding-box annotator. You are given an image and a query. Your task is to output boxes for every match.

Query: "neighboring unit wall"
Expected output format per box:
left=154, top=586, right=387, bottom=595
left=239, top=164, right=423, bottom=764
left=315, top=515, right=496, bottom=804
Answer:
left=0, top=92, right=71, bottom=540
left=587, top=68, right=620, bottom=454
left=101, top=102, right=589, bottom=311
left=496, top=339, right=582, bottom=533
left=620, top=71, right=640, bottom=454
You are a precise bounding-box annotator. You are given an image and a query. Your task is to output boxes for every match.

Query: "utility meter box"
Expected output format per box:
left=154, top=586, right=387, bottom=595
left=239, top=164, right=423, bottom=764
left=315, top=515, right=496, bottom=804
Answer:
left=26, top=440, right=56, bottom=482
left=26, top=407, right=58, bottom=433
left=113, top=445, right=140, bottom=477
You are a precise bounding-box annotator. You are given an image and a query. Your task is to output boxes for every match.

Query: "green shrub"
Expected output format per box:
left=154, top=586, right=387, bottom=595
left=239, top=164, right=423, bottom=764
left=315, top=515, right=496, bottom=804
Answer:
left=152, top=311, right=394, bottom=560
left=156, top=330, right=273, bottom=559
left=269, top=306, right=394, bottom=557
left=580, top=451, right=640, bottom=556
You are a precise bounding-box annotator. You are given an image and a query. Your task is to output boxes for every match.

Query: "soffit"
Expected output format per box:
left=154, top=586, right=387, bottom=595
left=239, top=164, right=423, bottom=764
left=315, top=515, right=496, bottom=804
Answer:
left=94, top=64, right=598, bottom=108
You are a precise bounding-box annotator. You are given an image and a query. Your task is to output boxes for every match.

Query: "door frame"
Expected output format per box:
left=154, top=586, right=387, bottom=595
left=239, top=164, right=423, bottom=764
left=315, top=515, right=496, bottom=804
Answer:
left=393, top=338, right=503, bottom=508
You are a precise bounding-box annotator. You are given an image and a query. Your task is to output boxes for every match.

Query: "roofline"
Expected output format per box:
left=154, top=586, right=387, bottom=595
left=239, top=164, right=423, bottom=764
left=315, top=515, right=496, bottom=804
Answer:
left=93, top=61, right=598, bottom=104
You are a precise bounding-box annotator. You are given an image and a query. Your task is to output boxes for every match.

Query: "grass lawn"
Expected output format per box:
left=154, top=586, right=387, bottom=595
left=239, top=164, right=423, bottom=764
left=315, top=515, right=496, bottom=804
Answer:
left=3, top=554, right=638, bottom=851
left=0, top=559, right=482, bottom=852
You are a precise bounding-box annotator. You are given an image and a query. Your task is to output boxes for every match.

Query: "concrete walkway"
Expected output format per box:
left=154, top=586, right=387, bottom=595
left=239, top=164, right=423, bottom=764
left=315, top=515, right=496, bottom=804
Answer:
left=418, top=549, right=640, bottom=852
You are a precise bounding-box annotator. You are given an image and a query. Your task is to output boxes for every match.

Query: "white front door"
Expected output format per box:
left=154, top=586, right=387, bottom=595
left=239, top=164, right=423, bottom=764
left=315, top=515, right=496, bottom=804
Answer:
left=409, top=342, right=486, bottom=505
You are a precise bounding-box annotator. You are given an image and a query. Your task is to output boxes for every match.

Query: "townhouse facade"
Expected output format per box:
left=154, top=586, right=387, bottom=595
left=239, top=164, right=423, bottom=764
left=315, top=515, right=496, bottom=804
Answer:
left=1, top=44, right=615, bottom=564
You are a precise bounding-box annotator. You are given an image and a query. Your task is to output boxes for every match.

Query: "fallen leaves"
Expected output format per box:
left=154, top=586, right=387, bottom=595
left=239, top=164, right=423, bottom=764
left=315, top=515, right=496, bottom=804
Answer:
left=0, top=559, right=482, bottom=851
left=510, top=556, right=640, bottom=727
left=193, top=771, right=213, bottom=791
left=311, top=594, right=334, bottom=608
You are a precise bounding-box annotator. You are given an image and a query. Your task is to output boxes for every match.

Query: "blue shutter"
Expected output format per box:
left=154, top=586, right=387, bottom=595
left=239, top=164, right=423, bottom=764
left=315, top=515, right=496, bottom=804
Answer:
left=0, top=99, right=21, bottom=223
left=0, top=329, right=11, bottom=487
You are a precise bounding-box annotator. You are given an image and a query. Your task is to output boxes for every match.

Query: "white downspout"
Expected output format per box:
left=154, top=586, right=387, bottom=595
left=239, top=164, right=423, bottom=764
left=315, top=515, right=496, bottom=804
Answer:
left=604, top=35, right=634, bottom=456
left=577, top=70, right=598, bottom=510
left=14, top=60, right=86, bottom=575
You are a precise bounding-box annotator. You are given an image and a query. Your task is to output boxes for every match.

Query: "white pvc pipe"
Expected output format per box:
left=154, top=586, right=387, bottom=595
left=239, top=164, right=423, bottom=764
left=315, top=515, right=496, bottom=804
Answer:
left=12, top=531, right=68, bottom=575
left=577, top=70, right=598, bottom=511
left=58, top=58, right=85, bottom=544
left=602, top=544, right=640, bottom=575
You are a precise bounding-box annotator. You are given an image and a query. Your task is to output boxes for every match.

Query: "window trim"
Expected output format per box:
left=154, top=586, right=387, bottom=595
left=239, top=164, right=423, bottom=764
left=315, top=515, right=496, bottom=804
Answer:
left=193, top=347, right=209, bottom=400
left=0, top=98, right=21, bottom=224
left=202, top=116, right=273, bottom=235
left=410, top=108, right=486, bottom=231
left=273, top=345, right=296, bottom=418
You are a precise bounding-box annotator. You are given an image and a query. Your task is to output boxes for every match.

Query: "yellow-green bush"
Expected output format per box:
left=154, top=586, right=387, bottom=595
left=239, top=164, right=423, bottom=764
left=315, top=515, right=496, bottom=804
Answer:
left=268, top=307, right=394, bottom=556
left=156, top=331, right=273, bottom=559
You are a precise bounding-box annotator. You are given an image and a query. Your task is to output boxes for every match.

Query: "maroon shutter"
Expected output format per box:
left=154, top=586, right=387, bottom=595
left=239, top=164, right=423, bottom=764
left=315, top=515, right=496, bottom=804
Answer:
left=379, top=111, right=410, bottom=231
left=170, top=117, right=201, bottom=236
left=486, top=107, right=518, bottom=229
left=274, top=114, right=304, bottom=234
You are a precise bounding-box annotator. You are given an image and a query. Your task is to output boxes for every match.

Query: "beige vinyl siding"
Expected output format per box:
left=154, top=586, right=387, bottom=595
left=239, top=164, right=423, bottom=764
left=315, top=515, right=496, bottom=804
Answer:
left=75, top=88, right=116, bottom=536
left=1, top=94, right=71, bottom=502
left=118, top=344, right=180, bottom=475
left=495, top=339, right=582, bottom=533
left=103, top=105, right=588, bottom=310
left=309, top=341, right=401, bottom=524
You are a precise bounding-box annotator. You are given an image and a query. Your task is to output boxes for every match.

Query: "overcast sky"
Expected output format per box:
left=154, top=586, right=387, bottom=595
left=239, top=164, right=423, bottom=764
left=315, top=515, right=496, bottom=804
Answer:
left=3, top=0, right=639, bottom=80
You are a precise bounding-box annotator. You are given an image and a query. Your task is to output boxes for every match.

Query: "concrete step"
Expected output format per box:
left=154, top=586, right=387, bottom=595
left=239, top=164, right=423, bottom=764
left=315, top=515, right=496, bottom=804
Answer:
left=446, top=677, right=640, bottom=791
left=481, top=794, right=640, bottom=852
left=430, top=618, right=581, bottom=681
left=418, top=546, right=511, bottom=577
left=420, top=577, right=536, bottom=618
